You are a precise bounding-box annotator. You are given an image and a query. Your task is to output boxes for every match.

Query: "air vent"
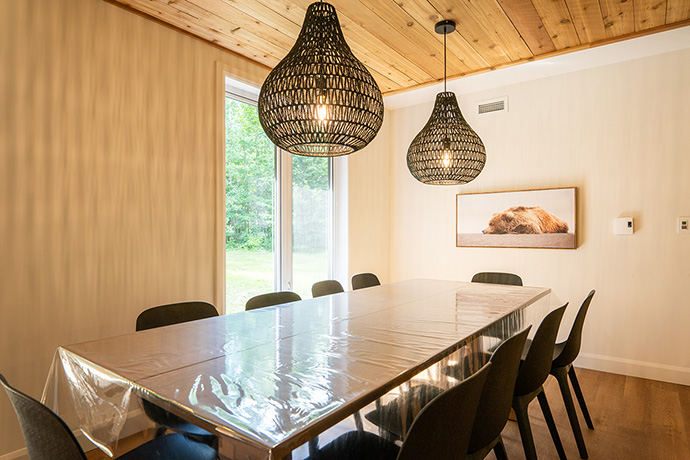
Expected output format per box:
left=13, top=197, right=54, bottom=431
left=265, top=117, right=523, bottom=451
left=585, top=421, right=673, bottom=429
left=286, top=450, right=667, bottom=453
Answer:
left=478, top=96, right=508, bottom=115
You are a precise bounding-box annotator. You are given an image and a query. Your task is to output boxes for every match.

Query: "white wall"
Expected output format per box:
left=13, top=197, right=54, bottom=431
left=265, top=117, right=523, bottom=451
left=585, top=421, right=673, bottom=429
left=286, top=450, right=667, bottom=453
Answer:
left=347, top=113, right=392, bottom=286
left=384, top=48, right=690, bottom=385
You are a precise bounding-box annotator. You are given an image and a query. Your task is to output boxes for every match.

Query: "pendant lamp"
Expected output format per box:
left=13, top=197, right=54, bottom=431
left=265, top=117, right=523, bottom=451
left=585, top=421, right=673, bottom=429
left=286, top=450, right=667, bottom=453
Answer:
left=407, top=20, right=486, bottom=185
left=258, top=2, right=384, bottom=157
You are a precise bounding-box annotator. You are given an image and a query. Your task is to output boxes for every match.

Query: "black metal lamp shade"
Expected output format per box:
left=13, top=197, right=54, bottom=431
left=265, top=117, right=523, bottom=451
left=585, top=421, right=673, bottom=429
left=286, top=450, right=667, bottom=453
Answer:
left=407, top=92, right=486, bottom=185
left=258, top=2, right=384, bottom=157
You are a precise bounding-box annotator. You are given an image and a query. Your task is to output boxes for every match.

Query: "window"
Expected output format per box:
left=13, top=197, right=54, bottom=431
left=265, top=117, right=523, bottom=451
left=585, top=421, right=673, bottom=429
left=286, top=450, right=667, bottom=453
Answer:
left=223, top=78, right=334, bottom=312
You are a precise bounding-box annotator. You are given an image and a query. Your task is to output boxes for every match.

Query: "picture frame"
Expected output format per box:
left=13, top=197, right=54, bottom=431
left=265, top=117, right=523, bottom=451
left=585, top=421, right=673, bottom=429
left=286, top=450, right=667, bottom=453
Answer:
left=456, top=187, right=577, bottom=249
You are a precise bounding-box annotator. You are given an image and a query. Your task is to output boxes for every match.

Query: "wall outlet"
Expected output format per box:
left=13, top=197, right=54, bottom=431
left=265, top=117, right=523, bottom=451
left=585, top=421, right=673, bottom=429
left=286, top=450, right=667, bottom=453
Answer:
left=679, top=217, right=690, bottom=234
left=614, top=217, right=634, bottom=235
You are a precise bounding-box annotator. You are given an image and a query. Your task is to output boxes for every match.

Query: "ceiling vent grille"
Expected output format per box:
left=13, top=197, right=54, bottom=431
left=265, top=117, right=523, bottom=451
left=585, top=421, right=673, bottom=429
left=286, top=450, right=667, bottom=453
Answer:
left=478, top=96, right=508, bottom=115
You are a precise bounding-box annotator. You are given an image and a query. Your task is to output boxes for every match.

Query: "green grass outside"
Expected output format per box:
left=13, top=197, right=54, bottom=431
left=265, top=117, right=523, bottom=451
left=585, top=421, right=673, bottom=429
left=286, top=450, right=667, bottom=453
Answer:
left=225, top=248, right=328, bottom=313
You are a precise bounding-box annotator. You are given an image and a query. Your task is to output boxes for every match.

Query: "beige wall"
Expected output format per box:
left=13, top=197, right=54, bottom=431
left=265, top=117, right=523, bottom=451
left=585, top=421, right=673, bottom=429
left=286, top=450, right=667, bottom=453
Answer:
left=386, top=48, right=690, bottom=385
left=347, top=112, right=392, bottom=287
left=0, top=0, right=267, bottom=455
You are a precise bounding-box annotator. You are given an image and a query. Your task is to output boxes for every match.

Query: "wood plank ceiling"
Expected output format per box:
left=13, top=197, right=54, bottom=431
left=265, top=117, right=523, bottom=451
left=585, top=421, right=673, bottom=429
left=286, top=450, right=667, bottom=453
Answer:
left=110, top=0, right=690, bottom=95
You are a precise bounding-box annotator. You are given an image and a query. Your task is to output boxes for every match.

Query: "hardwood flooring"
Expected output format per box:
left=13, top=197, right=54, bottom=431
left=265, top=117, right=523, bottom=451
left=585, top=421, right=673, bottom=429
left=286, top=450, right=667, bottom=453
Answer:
left=85, top=368, right=690, bottom=460
left=501, top=368, right=690, bottom=460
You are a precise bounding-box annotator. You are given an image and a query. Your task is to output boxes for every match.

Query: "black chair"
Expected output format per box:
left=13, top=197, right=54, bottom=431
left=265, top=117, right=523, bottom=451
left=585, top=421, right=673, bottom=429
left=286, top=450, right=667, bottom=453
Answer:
left=551, top=290, right=596, bottom=459
left=135, top=301, right=218, bottom=443
left=136, top=301, right=219, bottom=331
left=308, top=363, right=492, bottom=460
left=312, top=280, right=345, bottom=298
left=366, top=328, right=530, bottom=460
left=512, top=305, right=568, bottom=460
left=245, top=291, right=301, bottom=311
left=351, top=272, right=381, bottom=290
left=466, top=327, right=531, bottom=460
left=472, top=272, right=523, bottom=286
left=0, top=374, right=216, bottom=460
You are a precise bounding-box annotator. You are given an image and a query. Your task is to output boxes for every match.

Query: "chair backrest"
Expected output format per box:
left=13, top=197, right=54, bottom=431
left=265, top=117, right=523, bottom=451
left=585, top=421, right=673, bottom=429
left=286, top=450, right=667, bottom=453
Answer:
left=553, top=290, right=596, bottom=368
left=397, top=363, right=492, bottom=460
left=471, top=272, right=523, bottom=286
left=514, top=304, right=568, bottom=396
left=468, top=327, right=531, bottom=454
left=136, top=301, right=219, bottom=331
left=245, top=291, right=302, bottom=311
left=0, top=374, right=88, bottom=460
left=312, top=280, right=345, bottom=298
left=351, top=273, right=381, bottom=290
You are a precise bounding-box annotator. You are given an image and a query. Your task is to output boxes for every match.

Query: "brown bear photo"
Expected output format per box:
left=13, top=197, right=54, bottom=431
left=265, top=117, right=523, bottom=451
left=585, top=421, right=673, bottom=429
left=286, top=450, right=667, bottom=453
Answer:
left=483, top=206, right=569, bottom=234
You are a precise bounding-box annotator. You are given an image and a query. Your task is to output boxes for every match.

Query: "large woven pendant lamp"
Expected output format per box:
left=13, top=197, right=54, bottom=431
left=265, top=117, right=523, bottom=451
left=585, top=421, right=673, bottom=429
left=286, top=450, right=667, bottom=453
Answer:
left=407, top=20, right=486, bottom=185
left=258, top=2, right=384, bottom=157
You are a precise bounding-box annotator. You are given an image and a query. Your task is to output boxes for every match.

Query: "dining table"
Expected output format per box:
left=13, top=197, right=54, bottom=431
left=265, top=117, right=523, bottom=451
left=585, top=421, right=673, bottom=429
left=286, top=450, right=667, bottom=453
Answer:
left=43, top=279, right=551, bottom=460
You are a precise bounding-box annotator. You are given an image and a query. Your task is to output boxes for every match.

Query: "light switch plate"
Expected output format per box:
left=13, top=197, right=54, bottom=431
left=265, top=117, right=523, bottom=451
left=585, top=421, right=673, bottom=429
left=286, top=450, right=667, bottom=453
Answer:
left=614, top=217, right=634, bottom=235
left=679, top=217, right=690, bottom=234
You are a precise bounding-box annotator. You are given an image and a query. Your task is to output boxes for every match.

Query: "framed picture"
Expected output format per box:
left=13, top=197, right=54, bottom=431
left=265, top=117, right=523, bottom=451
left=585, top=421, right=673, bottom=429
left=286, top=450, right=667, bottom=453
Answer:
left=456, top=187, right=577, bottom=249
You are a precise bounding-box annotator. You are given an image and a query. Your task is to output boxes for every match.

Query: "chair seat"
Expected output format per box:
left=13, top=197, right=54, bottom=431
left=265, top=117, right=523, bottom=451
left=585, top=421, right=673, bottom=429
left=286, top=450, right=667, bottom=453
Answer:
left=307, top=430, right=400, bottom=460
left=142, top=402, right=215, bottom=438
left=117, top=433, right=216, bottom=460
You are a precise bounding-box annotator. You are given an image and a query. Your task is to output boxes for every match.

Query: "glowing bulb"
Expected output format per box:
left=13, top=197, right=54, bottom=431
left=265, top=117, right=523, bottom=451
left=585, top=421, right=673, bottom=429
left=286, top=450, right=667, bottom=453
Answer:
left=442, top=151, right=451, bottom=168
left=441, top=138, right=452, bottom=167
left=316, top=94, right=328, bottom=121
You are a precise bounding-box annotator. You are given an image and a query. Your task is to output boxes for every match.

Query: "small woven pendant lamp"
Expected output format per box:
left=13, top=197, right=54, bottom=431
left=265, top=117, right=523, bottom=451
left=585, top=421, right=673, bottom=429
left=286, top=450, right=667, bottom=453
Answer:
left=258, top=2, right=384, bottom=157
left=407, top=20, right=486, bottom=185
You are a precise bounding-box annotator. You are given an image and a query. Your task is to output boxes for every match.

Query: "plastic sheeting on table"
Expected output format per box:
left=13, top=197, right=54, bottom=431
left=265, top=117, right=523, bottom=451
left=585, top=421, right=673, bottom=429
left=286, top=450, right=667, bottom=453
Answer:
left=43, top=279, right=551, bottom=459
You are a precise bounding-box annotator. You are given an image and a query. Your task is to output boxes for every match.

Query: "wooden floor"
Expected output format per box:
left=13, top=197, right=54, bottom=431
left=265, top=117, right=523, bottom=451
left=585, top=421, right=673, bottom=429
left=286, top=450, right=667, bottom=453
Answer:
left=86, top=368, right=690, bottom=460
left=502, top=368, right=690, bottom=460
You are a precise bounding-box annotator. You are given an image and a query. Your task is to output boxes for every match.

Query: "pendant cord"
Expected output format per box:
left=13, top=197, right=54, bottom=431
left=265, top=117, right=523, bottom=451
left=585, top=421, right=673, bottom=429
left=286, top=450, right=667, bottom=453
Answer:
left=443, top=30, right=447, bottom=93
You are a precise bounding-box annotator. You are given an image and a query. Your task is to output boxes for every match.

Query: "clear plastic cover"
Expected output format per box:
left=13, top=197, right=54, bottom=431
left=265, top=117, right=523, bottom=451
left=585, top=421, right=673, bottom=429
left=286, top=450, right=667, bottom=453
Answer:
left=43, top=279, right=550, bottom=459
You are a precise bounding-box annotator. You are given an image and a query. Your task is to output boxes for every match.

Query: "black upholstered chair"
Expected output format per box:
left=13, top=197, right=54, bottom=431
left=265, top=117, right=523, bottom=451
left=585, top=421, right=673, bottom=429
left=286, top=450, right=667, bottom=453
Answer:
left=312, top=280, right=345, bottom=298
left=245, top=291, right=301, bottom=311
left=0, top=374, right=216, bottom=460
left=471, top=272, right=523, bottom=286
left=351, top=273, right=381, bottom=290
left=551, top=290, right=596, bottom=459
left=308, top=363, right=492, bottom=460
left=135, top=301, right=219, bottom=443
left=513, top=305, right=568, bottom=460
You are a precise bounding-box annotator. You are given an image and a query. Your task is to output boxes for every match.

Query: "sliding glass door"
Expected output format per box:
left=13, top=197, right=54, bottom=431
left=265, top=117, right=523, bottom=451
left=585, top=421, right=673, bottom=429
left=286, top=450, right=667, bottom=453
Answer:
left=224, top=81, right=333, bottom=312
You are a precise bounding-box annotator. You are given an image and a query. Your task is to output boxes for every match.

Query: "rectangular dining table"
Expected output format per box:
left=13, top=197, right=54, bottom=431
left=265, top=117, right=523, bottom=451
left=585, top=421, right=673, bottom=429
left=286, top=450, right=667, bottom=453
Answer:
left=44, top=279, right=551, bottom=460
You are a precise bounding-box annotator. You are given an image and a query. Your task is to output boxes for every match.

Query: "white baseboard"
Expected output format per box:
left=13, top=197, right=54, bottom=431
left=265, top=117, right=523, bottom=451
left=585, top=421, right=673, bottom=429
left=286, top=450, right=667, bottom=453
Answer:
left=0, top=448, right=28, bottom=460
left=0, top=409, right=147, bottom=460
left=577, top=353, right=690, bottom=386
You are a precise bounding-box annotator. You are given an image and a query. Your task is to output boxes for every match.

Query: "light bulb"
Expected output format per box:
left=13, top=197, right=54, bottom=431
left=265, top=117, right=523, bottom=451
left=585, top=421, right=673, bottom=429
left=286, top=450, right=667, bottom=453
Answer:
left=441, top=138, right=451, bottom=167
left=442, top=151, right=451, bottom=168
left=316, top=94, right=328, bottom=121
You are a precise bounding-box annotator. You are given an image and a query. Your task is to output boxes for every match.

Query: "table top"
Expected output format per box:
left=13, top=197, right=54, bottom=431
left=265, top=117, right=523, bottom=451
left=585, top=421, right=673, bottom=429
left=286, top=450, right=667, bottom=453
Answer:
left=54, top=279, right=549, bottom=458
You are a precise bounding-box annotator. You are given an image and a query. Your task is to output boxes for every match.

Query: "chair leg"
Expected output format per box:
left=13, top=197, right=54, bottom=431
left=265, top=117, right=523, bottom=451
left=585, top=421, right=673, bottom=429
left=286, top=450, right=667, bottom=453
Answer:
left=154, top=425, right=167, bottom=438
left=512, top=395, right=538, bottom=460
left=493, top=435, right=510, bottom=460
left=353, top=411, right=364, bottom=431
left=308, top=436, right=319, bottom=456
left=537, top=388, right=567, bottom=460
left=553, top=367, right=588, bottom=459
left=568, top=366, right=594, bottom=430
